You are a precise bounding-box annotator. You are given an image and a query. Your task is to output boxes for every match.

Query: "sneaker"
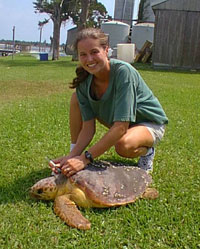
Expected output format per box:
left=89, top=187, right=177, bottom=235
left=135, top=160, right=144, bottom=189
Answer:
left=138, top=147, right=155, bottom=173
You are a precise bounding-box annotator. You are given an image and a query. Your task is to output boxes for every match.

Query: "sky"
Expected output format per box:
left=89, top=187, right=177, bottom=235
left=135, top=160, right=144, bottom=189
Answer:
left=0, top=0, right=139, bottom=44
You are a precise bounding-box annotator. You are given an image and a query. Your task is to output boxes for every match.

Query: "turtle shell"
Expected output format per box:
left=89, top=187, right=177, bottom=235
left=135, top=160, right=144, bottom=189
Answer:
left=69, top=161, right=152, bottom=207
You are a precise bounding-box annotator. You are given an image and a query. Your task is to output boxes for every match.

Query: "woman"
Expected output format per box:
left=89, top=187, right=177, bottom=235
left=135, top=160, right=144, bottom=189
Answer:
left=51, top=28, right=168, bottom=176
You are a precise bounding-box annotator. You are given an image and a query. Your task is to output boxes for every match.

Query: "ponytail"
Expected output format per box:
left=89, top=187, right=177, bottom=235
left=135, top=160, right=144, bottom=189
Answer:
left=69, top=66, right=89, bottom=89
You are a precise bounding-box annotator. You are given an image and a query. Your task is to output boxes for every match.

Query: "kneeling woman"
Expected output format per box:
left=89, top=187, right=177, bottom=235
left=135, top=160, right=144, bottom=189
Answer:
left=51, top=28, right=168, bottom=176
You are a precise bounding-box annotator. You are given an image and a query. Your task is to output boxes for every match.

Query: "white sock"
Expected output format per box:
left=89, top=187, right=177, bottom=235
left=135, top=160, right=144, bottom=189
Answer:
left=70, top=143, right=76, bottom=152
left=145, top=147, right=153, bottom=156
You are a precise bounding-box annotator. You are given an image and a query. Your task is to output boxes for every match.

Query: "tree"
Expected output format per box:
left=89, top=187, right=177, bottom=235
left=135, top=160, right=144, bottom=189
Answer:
left=38, top=19, right=49, bottom=52
left=68, top=0, right=111, bottom=60
left=33, top=0, right=74, bottom=60
left=72, top=0, right=111, bottom=29
left=79, top=0, right=90, bottom=29
left=33, top=0, right=110, bottom=60
left=86, top=1, right=111, bottom=28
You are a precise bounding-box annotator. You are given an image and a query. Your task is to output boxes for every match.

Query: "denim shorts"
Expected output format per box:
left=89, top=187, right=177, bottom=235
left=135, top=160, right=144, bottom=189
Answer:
left=140, top=122, right=166, bottom=145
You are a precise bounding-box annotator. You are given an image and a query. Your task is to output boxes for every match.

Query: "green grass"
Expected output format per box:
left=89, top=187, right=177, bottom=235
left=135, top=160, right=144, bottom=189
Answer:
left=0, top=55, right=200, bottom=249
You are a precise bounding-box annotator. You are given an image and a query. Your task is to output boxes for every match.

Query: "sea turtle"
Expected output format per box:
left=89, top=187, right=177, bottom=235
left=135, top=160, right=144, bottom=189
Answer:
left=30, top=161, right=158, bottom=230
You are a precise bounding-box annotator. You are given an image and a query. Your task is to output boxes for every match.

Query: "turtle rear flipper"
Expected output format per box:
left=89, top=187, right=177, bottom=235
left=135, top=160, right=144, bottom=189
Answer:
left=142, top=188, right=159, bottom=199
left=54, top=195, right=91, bottom=230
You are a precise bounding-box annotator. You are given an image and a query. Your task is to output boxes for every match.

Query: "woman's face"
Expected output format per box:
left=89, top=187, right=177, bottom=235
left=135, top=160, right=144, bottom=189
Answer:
left=77, top=38, right=109, bottom=75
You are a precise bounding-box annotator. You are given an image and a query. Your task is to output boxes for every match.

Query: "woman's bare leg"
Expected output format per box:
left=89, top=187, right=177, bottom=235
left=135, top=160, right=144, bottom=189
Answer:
left=114, top=125, right=154, bottom=158
left=69, top=92, right=82, bottom=144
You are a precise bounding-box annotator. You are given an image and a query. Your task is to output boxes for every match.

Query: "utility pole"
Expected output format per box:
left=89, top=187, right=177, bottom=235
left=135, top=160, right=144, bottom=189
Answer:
left=39, top=26, right=42, bottom=52
left=12, top=26, right=15, bottom=60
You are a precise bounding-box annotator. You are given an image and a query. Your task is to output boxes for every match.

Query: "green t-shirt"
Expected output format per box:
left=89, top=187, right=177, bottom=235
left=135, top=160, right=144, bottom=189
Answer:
left=76, top=59, right=168, bottom=126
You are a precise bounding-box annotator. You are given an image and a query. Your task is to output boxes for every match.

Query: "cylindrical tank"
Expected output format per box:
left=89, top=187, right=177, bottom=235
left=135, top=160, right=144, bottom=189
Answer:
left=101, top=21, right=130, bottom=50
left=131, top=23, right=154, bottom=51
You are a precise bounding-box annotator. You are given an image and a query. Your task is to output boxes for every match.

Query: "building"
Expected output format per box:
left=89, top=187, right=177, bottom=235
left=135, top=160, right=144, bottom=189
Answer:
left=152, top=0, right=200, bottom=70
left=138, top=0, right=155, bottom=22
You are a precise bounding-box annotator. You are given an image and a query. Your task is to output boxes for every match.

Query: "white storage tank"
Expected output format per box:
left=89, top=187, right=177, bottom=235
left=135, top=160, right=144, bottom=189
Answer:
left=117, top=44, right=136, bottom=63
left=101, top=21, right=130, bottom=50
left=131, top=23, right=154, bottom=51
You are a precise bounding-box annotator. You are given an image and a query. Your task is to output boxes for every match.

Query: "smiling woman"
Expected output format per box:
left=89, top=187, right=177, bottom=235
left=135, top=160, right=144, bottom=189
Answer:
left=70, top=28, right=110, bottom=89
left=78, top=38, right=110, bottom=78
left=50, top=27, right=168, bottom=177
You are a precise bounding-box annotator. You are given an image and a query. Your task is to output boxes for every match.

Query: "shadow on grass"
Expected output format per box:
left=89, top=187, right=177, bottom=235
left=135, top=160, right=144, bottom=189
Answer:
left=0, top=168, right=50, bottom=204
left=102, top=157, right=138, bottom=167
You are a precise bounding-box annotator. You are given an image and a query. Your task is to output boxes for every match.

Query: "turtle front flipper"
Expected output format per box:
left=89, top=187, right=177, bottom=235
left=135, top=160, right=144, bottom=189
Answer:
left=54, top=195, right=91, bottom=230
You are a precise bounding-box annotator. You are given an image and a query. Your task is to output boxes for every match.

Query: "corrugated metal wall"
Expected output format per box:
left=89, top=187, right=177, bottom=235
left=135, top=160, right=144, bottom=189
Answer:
left=153, top=9, right=200, bottom=69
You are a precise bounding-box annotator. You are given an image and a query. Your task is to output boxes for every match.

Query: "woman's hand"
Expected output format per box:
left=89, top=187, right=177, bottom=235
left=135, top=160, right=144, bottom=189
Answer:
left=61, top=155, right=88, bottom=177
left=49, top=155, right=72, bottom=175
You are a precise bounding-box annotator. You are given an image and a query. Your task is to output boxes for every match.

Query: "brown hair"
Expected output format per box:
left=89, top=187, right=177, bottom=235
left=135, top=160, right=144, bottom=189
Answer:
left=70, top=28, right=109, bottom=89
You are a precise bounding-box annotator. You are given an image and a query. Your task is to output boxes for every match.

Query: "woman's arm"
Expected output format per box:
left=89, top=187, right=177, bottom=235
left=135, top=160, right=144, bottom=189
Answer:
left=86, top=121, right=129, bottom=159
left=59, top=121, right=129, bottom=177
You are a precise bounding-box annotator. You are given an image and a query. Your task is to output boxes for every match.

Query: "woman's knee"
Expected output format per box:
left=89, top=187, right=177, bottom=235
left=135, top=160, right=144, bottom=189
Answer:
left=115, top=137, right=148, bottom=158
left=115, top=137, right=135, bottom=157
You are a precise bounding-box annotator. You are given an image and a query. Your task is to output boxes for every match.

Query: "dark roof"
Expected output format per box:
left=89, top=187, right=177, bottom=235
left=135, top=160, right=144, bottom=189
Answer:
left=152, top=0, right=200, bottom=12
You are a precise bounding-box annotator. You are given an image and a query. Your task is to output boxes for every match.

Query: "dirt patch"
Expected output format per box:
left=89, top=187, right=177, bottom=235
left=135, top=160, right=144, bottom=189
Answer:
left=0, top=80, right=71, bottom=105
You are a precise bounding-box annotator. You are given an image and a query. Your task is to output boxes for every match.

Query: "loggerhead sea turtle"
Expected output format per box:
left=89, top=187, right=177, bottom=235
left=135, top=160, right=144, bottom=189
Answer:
left=30, top=161, right=159, bottom=230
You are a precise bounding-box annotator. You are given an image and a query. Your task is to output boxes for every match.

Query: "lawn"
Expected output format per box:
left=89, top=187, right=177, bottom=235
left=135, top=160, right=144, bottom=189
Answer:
left=0, top=54, right=199, bottom=249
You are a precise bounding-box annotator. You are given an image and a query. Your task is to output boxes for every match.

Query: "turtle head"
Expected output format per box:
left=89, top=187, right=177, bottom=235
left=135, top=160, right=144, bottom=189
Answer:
left=30, top=176, right=59, bottom=200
